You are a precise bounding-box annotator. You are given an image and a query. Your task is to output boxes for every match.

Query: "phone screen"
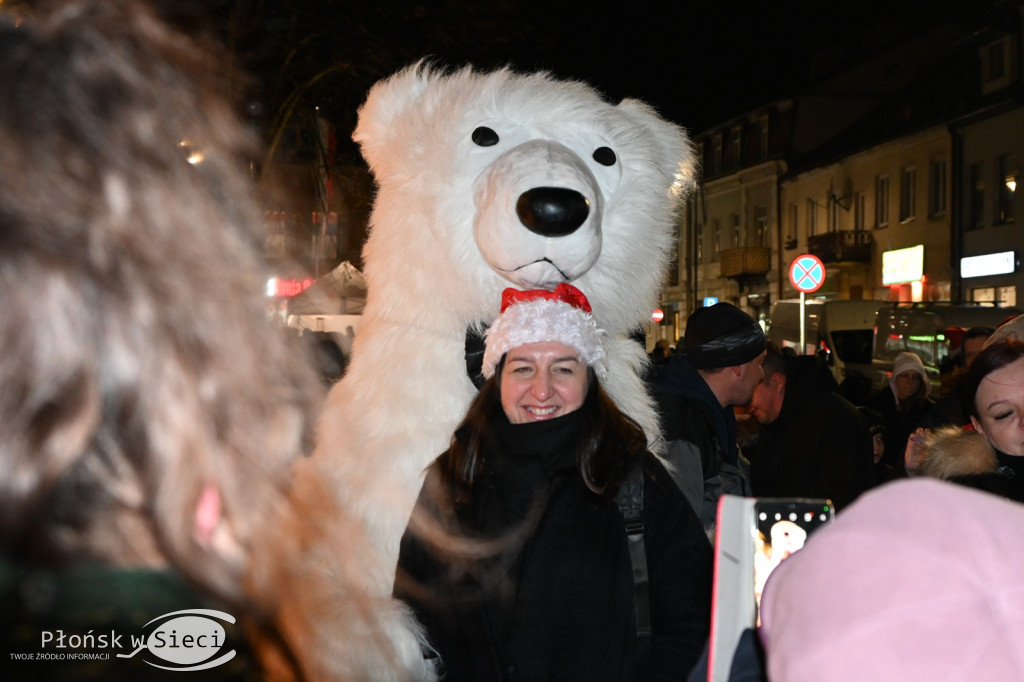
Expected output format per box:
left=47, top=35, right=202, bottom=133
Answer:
left=709, top=496, right=835, bottom=682
left=751, top=499, right=834, bottom=624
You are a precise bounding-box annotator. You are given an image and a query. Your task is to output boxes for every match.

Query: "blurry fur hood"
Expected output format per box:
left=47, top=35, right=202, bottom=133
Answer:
left=916, top=425, right=997, bottom=480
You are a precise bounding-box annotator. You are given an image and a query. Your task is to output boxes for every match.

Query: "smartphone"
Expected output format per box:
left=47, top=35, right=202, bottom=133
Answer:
left=706, top=496, right=834, bottom=682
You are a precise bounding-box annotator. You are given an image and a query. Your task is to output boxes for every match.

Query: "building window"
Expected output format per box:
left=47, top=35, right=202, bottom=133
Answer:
left=900, top=166, right=916, bottom=222
left=981, top=37, right=1013, bottom=94
left=759, top=114, right=770, bottom=159
left=997, top=153, right=1017, bottom=224
left=732, top=213, right=742, bottom=247
left=928, top=160, right=947, bottom=217
left=854, top=191, right=867, bottom=231
left=828, top=194, right=839, bottom=232
left=807, top=198, right=819, bottom=237
left=972, top=286, right=996, bottom=303
left=696, top=223, right=704, bottom=264
left=876, top=174, right=890, bottom=228
left=755, top=205, right=769, bottom=246
left=970, top=161, right=985, bottom=230
left=976, top=286, right=1018, bottom=308
left=712, top=134, right=723, bottom=175
left=787, top=203, right=798, bottom=248
left=731, top=125, right=743, bottom=167
left=989, top=41, right=1006, bottom=80
left=712, top=219, right=721, bottom=262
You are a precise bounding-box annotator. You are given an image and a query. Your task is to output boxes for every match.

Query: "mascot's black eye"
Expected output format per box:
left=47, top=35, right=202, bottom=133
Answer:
left=593, top=146, right=617, bottom=166
left=471, top=126, right=499, bottom=147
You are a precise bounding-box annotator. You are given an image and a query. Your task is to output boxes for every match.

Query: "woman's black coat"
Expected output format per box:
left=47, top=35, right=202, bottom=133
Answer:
left=395, top=413, right=713, bottom=681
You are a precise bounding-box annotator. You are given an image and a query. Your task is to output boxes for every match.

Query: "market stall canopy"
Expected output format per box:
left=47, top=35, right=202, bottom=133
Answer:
left=287, top=261, right=366, bottom=315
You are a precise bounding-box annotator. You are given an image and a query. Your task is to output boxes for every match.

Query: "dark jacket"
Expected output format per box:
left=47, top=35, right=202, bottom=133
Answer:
left=649, top=355, right=751, bottom=533
left=748, top=356, right=875, bottom=511
left=870, top=387, right=935, bottom=478
left=395, top=412, right=713, bottom=681
left=920, top=386, right=969, bottom=430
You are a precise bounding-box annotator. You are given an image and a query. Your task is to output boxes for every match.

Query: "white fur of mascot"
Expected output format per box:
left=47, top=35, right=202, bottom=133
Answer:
left=306, top=61, right=694, bottom=672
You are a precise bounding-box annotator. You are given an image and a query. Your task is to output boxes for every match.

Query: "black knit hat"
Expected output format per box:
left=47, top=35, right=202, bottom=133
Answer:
left=682, top=302, right=766, bottom=369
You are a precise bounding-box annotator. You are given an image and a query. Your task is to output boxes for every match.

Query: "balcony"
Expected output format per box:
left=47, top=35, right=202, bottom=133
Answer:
left=808, top=230, right=872, bottom=264
left=720, top=246, right=772, bottom=278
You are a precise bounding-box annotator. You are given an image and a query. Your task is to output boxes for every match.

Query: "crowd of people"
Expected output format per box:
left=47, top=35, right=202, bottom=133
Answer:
left=3, top=1, right=1023, bottom=680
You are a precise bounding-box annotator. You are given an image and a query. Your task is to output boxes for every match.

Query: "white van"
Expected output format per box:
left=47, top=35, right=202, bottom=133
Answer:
left=766, top=299, right=889, bottom=385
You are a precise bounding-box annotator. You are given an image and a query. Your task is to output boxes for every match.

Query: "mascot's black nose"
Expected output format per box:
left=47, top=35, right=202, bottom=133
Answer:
left=516, top=187, right=590, bottom=237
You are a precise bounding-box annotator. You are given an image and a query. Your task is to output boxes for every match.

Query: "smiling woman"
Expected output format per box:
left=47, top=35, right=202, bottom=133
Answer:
left=500, top=342, right=589, bottom=424
left=393, top=283, right=714, bottom=681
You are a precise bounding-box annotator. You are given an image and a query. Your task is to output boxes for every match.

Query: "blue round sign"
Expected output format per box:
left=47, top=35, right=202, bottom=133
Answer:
left=789, top=254, right=825, bottom=293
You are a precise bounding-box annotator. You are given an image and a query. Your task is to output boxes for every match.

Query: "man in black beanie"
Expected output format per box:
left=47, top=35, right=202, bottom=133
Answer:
left=649, top=303, right=766, bottom=535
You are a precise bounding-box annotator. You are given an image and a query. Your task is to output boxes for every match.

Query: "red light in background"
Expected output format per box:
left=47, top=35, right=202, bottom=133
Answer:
left=274, top=278, right=313, bottom=297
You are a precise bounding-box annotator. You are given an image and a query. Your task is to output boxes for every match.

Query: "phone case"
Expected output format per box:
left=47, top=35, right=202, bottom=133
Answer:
left=706, top=496, right=833, bottom=682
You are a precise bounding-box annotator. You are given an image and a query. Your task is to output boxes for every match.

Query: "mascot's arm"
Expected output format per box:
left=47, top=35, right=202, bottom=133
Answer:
left=601, top=335, right=665, bottom=455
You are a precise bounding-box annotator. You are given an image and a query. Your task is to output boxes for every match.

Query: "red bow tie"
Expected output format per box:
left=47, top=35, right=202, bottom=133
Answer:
left=500, top=282, right=593, bottom=314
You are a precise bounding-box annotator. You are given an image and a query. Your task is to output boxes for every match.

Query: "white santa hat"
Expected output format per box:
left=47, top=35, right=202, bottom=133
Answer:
left=482, top=283, right=606, bottom=380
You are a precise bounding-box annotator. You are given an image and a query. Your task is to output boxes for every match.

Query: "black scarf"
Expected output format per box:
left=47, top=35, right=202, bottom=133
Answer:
left=475, top=410, right=586, bottom=533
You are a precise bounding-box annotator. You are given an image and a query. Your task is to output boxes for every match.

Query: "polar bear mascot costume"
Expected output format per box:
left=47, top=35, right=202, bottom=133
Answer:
left=310, top=61, right=694, bottom=606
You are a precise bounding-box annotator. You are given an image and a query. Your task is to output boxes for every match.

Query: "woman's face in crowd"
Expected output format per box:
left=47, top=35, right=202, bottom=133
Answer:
left=500, top=341, right=588, bottom=424
left=971, top=356, right=1024, bottom=456
left=895, top=371, right=922, bottom=400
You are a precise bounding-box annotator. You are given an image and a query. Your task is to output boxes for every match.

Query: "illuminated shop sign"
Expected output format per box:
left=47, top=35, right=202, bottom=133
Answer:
left=882, top=244, right=924, bottom=285
left=960, top=251, right=1016, bottom=279
left=266, top=277, right=313, bottom=297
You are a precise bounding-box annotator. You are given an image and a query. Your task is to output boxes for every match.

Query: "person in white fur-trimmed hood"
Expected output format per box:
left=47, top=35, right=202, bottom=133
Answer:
left=869, top=351, right=935, bottom=478
left=394, top=283, right=713, bottom=681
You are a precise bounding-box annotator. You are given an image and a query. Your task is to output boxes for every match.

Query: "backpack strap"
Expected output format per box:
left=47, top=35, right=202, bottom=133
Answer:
left=617, top=461, right=651, bottom=638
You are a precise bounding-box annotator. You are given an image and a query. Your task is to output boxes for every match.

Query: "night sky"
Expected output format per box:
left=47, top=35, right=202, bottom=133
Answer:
left=166, top=0, right=971, bottom=143
left=396, top=0, right=954, bottom=134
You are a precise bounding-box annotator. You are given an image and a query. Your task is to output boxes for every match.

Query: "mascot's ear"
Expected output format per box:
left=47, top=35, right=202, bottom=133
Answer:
left=616, top=98, right=697, bottom=196
left=353, top=60, right=438, bottom=175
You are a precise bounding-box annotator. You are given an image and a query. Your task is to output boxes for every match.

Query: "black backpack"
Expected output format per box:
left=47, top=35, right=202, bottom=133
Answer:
left=616, top=463, right=651, bottom=641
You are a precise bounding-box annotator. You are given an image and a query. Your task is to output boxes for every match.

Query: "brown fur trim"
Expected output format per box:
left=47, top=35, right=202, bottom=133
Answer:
left=918, top=426, right=997, bottom=480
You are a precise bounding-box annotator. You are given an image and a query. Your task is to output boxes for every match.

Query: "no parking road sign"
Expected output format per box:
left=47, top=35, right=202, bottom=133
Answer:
left=789, top=254, right=825, bottom=294
left=788, top=253, right=826, bottom=353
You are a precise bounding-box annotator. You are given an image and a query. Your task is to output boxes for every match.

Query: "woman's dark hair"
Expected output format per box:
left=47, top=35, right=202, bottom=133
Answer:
left=439, top=357, right=648, bottom=500
left=961, top=340, right=1024, bottom=420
